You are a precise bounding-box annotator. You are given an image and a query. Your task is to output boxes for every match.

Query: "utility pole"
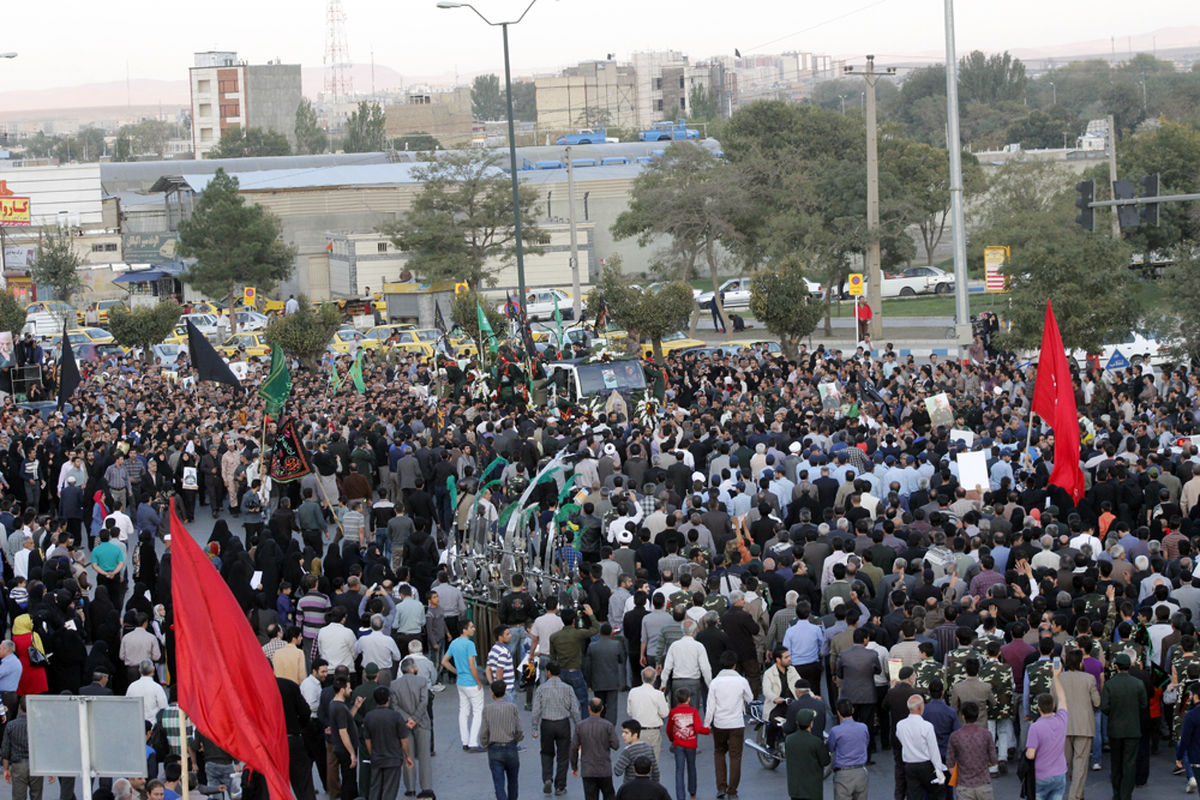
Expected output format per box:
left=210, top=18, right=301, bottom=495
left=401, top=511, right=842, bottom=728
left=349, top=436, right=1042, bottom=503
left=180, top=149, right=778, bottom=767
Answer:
left=1108, top=114, right=1120, bottom=237
left=845, top=56, right=892, bottom=340
left=565, top=146, right=581, bottom=320
left=944, top=0, right=971, bottom=345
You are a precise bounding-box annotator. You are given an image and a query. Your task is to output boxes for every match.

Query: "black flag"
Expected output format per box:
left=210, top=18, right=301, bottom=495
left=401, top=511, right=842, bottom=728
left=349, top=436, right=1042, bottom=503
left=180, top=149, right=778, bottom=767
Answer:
left=434, top=301, right=448, bottom=335
left=186, top=319, right=241, bottom=389
left=268, top=416, right=313, bottom=483
left=56, top=320, right=80, bottom=409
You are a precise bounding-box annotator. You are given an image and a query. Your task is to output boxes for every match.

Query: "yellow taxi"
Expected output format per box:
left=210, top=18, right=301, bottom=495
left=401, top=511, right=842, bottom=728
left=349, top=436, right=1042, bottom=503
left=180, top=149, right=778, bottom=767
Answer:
left=217, top=332, right=272, bottom=358
left=162, top=324, right=189, bottom=346
left=76, top=299, right=127, bottom=326
left=188, top=300, right=223, bottom=316
left=327, top=328, right=382, bottom=354
left=26, top=300, right=74, bottom=317
left=66, top=327, right=116, bottom=345
left=640, top=330, right=705, bottom=358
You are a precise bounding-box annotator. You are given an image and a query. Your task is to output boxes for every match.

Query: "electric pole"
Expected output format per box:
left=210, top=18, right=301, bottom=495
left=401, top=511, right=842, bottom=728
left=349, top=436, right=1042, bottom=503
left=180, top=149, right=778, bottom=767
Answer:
left=565, top=146, right=582, bottom=320
left=944, top=0, right=971, bottom=345
left=1107, top=114, right=1121, bottom=237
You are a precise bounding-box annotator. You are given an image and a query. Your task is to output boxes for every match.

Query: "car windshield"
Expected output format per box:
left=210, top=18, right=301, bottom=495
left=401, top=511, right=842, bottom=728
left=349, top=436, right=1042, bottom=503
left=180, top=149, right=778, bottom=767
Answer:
left=574, top=360, right=647, bottom=397
left=413, top=329, right=439, bottom=342
left=662, top=331, right=688, bottom=342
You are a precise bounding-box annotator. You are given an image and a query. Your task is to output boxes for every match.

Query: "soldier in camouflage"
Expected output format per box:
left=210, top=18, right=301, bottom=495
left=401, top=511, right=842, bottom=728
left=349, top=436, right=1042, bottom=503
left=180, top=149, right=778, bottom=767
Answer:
left=981, top=639, right=1015, bottom=771
left=1171, top=634, right=1200, bottom=744
left=912, top=643, right=947, bottom=694
left=703, top=574, right=729, bottom=615
left=1024, top=638, right=1056, bottom=719
left=944, top=627, right=979, bottom=688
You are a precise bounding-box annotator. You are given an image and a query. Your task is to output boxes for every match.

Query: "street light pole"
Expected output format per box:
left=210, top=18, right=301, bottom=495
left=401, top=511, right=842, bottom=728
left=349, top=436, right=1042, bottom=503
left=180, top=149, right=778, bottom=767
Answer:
left=943, top=0, right=971, bottom=345
left=438, top=0, right=539, bottom=320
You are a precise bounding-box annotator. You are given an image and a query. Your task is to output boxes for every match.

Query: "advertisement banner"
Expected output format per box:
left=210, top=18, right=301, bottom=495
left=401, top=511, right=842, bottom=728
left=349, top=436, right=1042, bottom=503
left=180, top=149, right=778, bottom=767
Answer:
left=121, top=232, right=178, bottom=262
left=0, top=196, right=31, bottom=227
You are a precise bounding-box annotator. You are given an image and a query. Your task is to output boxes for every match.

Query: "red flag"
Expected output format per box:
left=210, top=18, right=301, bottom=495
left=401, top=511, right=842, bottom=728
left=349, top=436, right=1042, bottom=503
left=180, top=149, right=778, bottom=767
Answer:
left=169, top=501, right=292, bottom=800
left=1031, top=299, right=1086, bottom=503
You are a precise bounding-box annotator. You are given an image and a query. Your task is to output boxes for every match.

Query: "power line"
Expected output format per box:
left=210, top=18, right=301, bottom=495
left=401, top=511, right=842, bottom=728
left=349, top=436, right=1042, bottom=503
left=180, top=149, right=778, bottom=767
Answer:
left=746, top=0, right=895, bottom=53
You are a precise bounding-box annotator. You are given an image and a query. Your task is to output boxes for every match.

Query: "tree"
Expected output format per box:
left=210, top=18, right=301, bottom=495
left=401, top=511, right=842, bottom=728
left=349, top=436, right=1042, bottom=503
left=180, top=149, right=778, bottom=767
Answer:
left=343, top=101, right=388, bottom=153
left=0, top=292, right=25, bottom=336
left=108, top=301, right=181, bottom=362
left=449, top=290, right=505, bottom=342
left=593, top=265, right=693, bottom=360
left=117, top=119, right=171, bottom=158
left=612, top=143, right=745, bottom=328
left=382, top=148, right=542, bottom=290
left=471, top=74, right=505, bottom=121
left=264, top=297, right=341, bottom=371
left=294, top=98, right=328, bottom=155
left=393, top=132, right=441, bottom=152
left=113, top=134, right=133, bottom=162
left=958, top=50, right=1027, bottom=106
left=177, top=169, right=296, bottom=335
left=749, top=261, right=823, bottom=359
left=511, top=81, right=537, bottom=122
left=32, top=226, right=84, bottom=304
left=209, top=126, right=292, bottom=159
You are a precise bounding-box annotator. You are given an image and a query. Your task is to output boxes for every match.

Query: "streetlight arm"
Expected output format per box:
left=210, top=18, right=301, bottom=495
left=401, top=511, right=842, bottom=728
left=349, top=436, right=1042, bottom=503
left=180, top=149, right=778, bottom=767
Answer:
left=444, top=0, right=539, bottom=25
left=512, top=0, right=540, bottom=25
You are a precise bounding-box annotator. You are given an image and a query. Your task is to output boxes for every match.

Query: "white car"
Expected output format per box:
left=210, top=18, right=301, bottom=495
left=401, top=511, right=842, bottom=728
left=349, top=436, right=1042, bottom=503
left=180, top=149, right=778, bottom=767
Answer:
left=496, top=289, right=574, bottom=322
left=233, top=310, right=270, bottom=331
left=23, top=301, right=76, bottom=339
left=181, top=313, right=220, bottom=337
left=882, top=266, right=954, bottom=297
left=697, top=276, right=823, bottom=311
left=1068, top=333, right=1174, bottom=369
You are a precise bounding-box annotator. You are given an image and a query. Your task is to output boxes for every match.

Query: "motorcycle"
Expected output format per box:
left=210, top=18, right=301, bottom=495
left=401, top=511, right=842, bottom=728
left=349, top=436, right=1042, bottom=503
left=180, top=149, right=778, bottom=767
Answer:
left=744, top=699, right=785, bottom=770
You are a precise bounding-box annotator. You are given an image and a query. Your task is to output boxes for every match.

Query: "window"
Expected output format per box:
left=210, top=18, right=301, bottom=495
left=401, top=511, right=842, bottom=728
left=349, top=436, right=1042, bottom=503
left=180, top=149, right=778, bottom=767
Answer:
left=679, top=76, right=685, bottom=89
left=377, top=243, right=388, bottom=253
left=198, top=103, right=212, bottom=118
left=220, top=103, right=241, bottom=119
left=680, top=97, right=686, bottom=109
left=197, top=79, right=211, bottom=94
left=655, top=99, right=664, bottom=111
left=218, top=78, right=239, bottom=94
left=200, top=128, right=214, bottom=142
left=654, top=78, right=662, bottom=90
left=91, top=244, right=105, bottom=253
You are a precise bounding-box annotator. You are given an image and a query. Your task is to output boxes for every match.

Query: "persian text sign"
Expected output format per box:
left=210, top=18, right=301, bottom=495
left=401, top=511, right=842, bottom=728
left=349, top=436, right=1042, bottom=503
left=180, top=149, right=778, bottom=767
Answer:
left=0, top=196, right=30, bottom=227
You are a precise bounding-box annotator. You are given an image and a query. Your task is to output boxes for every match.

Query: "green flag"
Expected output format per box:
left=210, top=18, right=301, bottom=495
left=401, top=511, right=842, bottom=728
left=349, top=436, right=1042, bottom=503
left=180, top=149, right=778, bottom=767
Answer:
left=349, top=349, right=366, bottom=394
left=553, top=292, right=564, bottom=348
left=330, top=360, right=342, bottom=394
left=477, top=301, right=497, bottom=355
left=257, top=346, right=291, bottom=416
left=448, top=474, right=457, bottom=514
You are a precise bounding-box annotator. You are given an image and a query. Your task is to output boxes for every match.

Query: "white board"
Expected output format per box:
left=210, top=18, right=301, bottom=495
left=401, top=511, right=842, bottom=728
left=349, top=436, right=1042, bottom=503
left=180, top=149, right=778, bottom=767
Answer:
left=957, top=450, right=989, bottom=494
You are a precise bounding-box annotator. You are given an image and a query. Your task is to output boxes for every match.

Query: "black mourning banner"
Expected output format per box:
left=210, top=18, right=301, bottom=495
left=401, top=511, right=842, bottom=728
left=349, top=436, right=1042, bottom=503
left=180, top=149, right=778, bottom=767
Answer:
left=268, top=417, right=312, bottom=483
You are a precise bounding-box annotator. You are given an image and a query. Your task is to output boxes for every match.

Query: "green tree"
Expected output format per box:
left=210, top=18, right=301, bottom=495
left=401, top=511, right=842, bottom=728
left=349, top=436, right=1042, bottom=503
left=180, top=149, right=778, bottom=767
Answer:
left=118, top=119, right=171, bottom=157
left=32, top=226, right=84, bottom=304
left=294, top=98, right=328, bottom=155
left=264, top=296, right=341, bottom=370
left=1117, top=120, right=1200, bottom=252
left=343, top=101, right=388, bottom=153
left=958, top=50, right=1027, bottom=105
left=393, top=132, right=441, bottom=152
left=471, top=74, right=505, bottom=121
left=593, top=265, right=693, bottom=360
left=209, top=126, right=292, bottom=159
left=748, top=261, right=823, bottom=359
left=449, top=291, right=505, bottom=342
left=612, top=143, right=745, bottom=328
left=0, top=292, right=25, bottom=336
left=107, top=301, right=181, bottom=362
left=113, top=134, right=133, bottom=162
left=511, top=80, right=537, bottom=122
left=382, top=148, right=542, bottom=290
left=177, top=169, right=296, bottom=334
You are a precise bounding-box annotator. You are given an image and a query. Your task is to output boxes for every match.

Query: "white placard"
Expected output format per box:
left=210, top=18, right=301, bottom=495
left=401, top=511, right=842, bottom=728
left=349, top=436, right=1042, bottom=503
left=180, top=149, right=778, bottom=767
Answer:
left=251, top=570, right=263, bottom=590
left=949, top=429, right=975, bottom=448
left=957, top=450, right=989, bottom=493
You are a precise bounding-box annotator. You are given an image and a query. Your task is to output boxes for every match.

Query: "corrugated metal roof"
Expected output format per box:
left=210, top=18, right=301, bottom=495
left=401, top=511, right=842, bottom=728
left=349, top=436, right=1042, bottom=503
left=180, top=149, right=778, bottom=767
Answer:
left=178, top=162, right=430, bottom=193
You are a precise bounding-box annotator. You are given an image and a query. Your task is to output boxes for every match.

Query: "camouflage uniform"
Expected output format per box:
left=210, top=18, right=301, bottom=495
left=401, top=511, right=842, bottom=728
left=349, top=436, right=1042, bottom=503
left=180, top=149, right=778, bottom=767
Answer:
left=668, top=589, right=693, bottom=618
left=981, top=658, right=1015, bottom=721
left=945, top=645, right=978, bottom=688
left=703, top=592, right=729, bottom=614
left=913, top=658, right=947, bottom=694
left=1171, top=651, right=1200, bottom=743
left=1062, top=636, right=1104, bottom=660
left=1080, top=592, right=1107, bottom=621
left=1025, top=659, right=1055, bottom=716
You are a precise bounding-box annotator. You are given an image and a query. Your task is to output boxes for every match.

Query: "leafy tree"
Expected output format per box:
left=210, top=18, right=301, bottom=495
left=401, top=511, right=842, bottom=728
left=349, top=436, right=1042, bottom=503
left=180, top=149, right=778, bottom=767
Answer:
left=1117, top=121, right=1200, bottom=252
left=382, top=148, right=542, bottom=290
left=209, top=126, right=292, bottom=159
left=748, top=261, right=823, bottom=359
left=593, top=265, right=693, bottom=360
left=688, top=85, right=721, bottom=121
left=108, top=301, right=181, bottom=362
left=177, top=169, right=296, bottom=334
left=471, top=74, right=505, bottom=121
left=511, top=81, right=537, bottom=122
left=113, top=134, right=133, bottom=162
left=294, top=98, right=328, bottom=155
left=264, top=296, right=341, bottom=370
left=118, top=119, right=171, bottom=158
left=32, top=226, right=84, bottom=304
left=958, top=50, right=1027, bottom=106
left=449, top=291, right=505, bottom=342
left=0, top=292, right=25, bottom=336
left=343, top=101, right=388, bottom=153
left=612, top=143, right=745, bottom=328
left=393, top=132, right=441, bottom=152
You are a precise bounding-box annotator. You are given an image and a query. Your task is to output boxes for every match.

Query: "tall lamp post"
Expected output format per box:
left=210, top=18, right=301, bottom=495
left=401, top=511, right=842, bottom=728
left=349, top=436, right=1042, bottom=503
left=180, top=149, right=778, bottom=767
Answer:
left=437, top=0, right=539, bottom=321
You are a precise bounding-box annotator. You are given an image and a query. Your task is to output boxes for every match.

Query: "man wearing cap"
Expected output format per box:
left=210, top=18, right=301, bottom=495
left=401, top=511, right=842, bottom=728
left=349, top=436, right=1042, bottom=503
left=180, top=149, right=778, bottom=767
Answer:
left=785, top=707, right=830, bottom=800
left=1101, top=653, right=1146, bottom=800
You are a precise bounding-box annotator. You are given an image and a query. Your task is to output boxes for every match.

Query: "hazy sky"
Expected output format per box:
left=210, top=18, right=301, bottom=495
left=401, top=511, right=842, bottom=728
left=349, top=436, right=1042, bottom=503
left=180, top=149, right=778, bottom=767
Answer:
left=2, top=0, right=1196, bottom=91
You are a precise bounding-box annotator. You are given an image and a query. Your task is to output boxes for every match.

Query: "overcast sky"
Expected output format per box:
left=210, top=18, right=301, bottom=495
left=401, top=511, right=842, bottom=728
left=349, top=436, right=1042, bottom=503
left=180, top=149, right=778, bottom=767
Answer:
left=2, top=0, right=1196, bottom=91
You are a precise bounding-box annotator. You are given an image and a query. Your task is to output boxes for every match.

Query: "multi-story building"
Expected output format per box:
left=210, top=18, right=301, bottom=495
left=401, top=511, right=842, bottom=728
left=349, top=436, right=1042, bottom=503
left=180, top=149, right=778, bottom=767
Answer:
left=188, top=51, right=302, bottom=158
left=384, top=87, right=475, bottom=148
left=534, top=60, right=639, bottom=135
left=630, top=51, right=712, bottom=129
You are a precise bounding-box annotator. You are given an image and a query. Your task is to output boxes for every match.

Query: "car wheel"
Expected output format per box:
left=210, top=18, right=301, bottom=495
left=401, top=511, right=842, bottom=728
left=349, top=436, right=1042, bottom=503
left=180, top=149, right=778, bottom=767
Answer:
left=935, top=282, right=951, bottom=294
left=899, top=287, right=917, bottom=297
left=1130, top=355, right=1144, bottom=365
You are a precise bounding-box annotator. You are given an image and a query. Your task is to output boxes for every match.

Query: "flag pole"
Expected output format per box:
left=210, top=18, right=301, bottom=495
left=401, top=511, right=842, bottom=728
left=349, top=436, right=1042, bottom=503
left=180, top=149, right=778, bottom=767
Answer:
left=178, top=709, right=190, bottom=800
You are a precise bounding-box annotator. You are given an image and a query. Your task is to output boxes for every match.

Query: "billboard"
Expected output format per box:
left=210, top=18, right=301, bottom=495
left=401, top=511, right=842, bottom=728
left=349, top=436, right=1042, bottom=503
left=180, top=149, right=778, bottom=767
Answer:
left=121, top=232, right=178, bottom=262
left=2, top=245, right=35, bottom=268
left=984, top=245, right=1009, bottom=293
left=0, top=196, right=30, bottom=227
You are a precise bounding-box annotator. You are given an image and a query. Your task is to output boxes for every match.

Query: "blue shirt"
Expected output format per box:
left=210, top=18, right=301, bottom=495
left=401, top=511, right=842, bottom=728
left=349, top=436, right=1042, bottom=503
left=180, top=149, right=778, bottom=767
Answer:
left=0, top=653, right=21, bottom=692
left=827, top=718, right=870, bottom=767
left=446, top=636, right=479, bottom=687
left=921, top=698, right=961, bottom=758
left=782, top=619, right=824, bottom=665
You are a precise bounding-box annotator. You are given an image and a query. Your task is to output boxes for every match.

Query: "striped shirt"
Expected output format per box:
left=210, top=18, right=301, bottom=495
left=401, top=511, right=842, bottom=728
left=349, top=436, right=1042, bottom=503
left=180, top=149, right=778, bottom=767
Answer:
left=0, top=715, right=30, bottom=763
left=487, top=642, right=515, bottom=693
left=157, top=706, right=194, bottom=757
left=532, top=677, right=581, bottom=728
left=479, top=700, right=523, bottom=748
left=297, top=591, right=331, bottom=641
left=613, top=740, right=659, bottom=783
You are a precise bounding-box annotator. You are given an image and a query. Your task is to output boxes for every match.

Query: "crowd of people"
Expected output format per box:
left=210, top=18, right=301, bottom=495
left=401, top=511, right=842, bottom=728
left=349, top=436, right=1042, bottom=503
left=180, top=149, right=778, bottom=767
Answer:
left=0, top=323, right=1197, bottom=800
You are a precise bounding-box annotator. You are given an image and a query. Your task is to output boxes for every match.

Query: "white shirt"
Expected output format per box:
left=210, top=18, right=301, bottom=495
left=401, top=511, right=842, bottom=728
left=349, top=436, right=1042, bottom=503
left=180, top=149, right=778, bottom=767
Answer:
left=126, top=676, right=168, bottom=723
left=703, top=669, right=753, bottom=730
left=299, top=674, right=322, bottom=713
left=530, top=612, right=565, bottom=657
left=317, top=622, right=358, bottom=669
left=627, top=683, right=670, bottom=729
left=105, top=511, right=134, bottom=543
left=896, top=713, right=947, bottom=771
left=285, top=297, right=300, bottom=315
left=354, top=630, right=402, bottom=671
left=13, top=547, right=32, bottom=580
left=1069, top=533, right=1103, bottom=559
left=660, top=635, right=713, bottom=685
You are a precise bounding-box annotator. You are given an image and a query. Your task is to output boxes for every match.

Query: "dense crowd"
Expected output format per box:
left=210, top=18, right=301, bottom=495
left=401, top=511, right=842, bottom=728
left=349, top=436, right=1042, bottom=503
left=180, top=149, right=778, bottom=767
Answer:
left=0, top=327, right=1197, bottom=800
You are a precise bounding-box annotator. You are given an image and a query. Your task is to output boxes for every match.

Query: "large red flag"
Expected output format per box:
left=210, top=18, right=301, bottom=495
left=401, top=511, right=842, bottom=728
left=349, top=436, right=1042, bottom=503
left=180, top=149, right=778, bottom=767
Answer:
left=169, top=501, right=292, bottom=800
left=1031, top=299, right=1086, bottom=503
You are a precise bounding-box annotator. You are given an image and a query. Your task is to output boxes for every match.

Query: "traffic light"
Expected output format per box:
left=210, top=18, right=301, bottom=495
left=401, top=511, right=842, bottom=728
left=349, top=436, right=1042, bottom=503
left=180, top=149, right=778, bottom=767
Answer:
left=1075, top=180, right=1094, bottom=231
left=1112, top=179, right=1140, bottom=229
left=1140, top=173, right=1160, bottom=226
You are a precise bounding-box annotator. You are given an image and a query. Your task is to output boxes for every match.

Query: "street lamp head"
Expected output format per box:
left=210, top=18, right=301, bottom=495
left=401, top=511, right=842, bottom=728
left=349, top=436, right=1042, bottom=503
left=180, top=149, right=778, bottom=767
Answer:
left=436, top=2, right=462, bottom=7
left=0, top=53, right=17, bottom=59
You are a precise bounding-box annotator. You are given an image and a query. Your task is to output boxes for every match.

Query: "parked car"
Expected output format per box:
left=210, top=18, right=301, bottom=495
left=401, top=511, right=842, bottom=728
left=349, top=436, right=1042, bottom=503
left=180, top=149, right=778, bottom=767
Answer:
left=1068, top=332, right=1174, bottom=369
left=637, top=119, right=700, bottom=142
left=496, top=289, right=574, bottom=322
left=180, top=313, right=221, bottom=337
left=24, top=301, right=75, bottom=338
left=232, top=309, right=270, bottom=331
left=640, top=330, right=705, bottom=358
left=150, top=343, right=185, bottom=367
left=77, top=299, right=127, bottom=326
left=696, top=277, right=823, bottom=311
left=65, top=327, right=116, bottom=346
left=842, top=266, right=954, bottom=299
left=556, top=127, right=608, bottom=145
left=217, top=332, right=272, bottom=358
